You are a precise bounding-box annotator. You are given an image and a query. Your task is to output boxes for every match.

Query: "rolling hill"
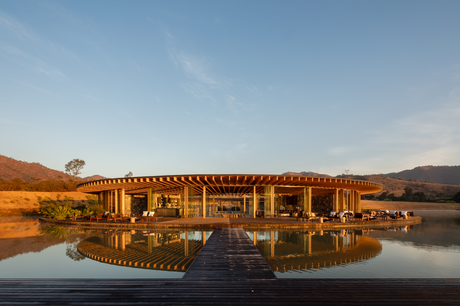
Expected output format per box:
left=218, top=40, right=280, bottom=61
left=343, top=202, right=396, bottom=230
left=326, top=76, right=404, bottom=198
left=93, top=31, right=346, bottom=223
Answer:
left=384, top=166, right=460, bottom=185
left=0, top=155, right=104, bottom=182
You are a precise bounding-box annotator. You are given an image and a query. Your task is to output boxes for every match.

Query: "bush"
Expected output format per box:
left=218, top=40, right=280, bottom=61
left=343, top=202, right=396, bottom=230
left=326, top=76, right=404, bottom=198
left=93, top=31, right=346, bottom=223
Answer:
left=39, top=203, right=75, bottom=219
left=90, top=204, right=105, bottom=215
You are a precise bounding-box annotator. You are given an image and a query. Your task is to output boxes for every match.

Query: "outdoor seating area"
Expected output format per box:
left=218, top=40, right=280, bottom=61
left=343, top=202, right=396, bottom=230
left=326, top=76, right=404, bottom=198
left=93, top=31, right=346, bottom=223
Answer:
left=68, top=211, right=160, bottom=224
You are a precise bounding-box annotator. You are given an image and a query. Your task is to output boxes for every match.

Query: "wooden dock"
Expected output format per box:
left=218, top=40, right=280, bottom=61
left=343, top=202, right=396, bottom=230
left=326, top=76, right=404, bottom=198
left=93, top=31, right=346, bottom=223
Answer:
left=0, top=279, right=458, bottom=305
left=183, top=227, right=276, bottom=280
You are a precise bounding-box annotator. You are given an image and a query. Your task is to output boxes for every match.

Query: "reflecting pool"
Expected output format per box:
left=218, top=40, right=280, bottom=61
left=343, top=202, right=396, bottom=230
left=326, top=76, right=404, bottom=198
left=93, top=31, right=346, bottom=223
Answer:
left=248, top=210, right=460, bottom=278
left=0, top=210, right=459, bottom=278
left=0, top=218, right=211, bottom=278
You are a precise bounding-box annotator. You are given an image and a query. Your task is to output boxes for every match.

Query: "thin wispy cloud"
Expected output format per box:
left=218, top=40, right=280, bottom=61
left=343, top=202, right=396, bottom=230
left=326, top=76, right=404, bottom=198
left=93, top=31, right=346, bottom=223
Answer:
left=166, top=34, right=261, bottom=115
left=0, top=12, right=40, bottom=43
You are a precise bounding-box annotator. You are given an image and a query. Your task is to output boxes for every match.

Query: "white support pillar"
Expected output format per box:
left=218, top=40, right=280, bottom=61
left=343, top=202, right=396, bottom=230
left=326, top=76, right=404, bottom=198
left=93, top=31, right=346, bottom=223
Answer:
left=114, top=190, right=118, bottom=214
left=243, top=195, right=246, bottom=217
left=202, top=186, right=206, bottom=218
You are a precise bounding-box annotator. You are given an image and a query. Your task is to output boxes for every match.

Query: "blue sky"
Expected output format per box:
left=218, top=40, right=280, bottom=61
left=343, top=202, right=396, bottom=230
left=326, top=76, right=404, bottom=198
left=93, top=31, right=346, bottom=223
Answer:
left=1, top=0, right=459, bottom=178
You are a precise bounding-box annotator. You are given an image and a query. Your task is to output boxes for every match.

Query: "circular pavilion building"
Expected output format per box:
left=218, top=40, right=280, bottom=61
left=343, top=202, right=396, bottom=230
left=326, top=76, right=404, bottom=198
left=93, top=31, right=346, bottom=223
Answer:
left=76, top=174, right=383, bottom=218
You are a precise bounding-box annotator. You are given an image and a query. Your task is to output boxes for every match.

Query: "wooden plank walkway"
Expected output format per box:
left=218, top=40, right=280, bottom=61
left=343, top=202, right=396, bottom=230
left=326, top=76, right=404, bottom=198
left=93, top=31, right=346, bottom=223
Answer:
left=183, top=227, right=276, bottom=280
left=0, top=279, right=458, bottom=305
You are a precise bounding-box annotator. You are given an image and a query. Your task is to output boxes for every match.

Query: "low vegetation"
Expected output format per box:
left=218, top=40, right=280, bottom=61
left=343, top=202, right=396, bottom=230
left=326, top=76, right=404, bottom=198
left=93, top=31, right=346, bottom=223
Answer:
left=39, top=201, right=104, bottom=220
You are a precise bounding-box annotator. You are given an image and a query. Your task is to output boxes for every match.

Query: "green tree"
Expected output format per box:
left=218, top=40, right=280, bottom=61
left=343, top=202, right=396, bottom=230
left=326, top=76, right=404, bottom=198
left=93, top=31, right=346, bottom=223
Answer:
left=452, top=191, right=460, bottom=203
left=404, top=186, right=413, bottom=196
left=124, top=171, right=133, bottom=178
left=65, top=159, right=85, bottom=179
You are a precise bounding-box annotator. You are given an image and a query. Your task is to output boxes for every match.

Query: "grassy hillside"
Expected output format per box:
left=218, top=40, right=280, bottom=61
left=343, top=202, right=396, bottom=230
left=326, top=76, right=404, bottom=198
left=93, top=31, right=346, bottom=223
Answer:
left=0, top=191, right=97, bottom=216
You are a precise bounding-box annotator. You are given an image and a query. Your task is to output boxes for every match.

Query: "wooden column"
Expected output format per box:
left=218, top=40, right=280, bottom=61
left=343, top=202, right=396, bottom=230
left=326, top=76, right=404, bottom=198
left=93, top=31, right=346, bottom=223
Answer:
left=243, top=195, right=246, bottom=217
left=339, top=189, right=345, bottom=212
left=334, top=189, right=339, bottom=212
left=184, top=186, right=188, bottom=218
left=120, top=188, right=125, bottom=215
left=147, top=188, right=153, bottom=211
left=253, top=186, right=257, bottom=218
left=114, top=190, right=118, bottom=214
left=202, top=231, right=206, bottom=245
left=304, top=187, right=312, bottom=213
left=350, top=190, right=354, bottom=212
left=268, top=185, right=275, bottom=218
left=253, top=231, right=257, bottom=246
left=202, top=186, right=206, bottom=218
left=357, top=192, right=362, bottom=213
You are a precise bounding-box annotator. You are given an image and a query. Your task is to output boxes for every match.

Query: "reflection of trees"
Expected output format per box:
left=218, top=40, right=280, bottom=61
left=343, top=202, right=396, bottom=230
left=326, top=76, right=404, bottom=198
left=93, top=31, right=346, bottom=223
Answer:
left=39, top=225, right=89, bottom=261
left=66, top=243, right=85, bottom=261
left=39, top=225, right=75, bottom=239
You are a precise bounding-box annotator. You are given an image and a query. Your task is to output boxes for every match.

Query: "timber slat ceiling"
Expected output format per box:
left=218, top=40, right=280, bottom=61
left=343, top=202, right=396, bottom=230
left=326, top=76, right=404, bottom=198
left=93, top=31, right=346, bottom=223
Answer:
left=77, top=175, right=383, bottom=196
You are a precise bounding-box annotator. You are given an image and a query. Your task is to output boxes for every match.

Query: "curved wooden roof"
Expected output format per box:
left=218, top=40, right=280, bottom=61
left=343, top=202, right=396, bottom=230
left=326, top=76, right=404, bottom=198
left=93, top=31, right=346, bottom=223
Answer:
left=76, top=174, right=383, bottom=196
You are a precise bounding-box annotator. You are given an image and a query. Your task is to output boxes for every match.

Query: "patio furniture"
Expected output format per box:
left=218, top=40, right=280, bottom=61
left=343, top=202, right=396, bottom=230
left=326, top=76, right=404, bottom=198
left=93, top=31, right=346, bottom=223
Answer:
left=140, top=211, right=156, bottom=223
left=110, top=214, right=125, bottom=222
left=71, top=215, right=87, bottom=221
left=90, top=214, right=107, bottom=222
left=389, top=210, right=401, bottom=219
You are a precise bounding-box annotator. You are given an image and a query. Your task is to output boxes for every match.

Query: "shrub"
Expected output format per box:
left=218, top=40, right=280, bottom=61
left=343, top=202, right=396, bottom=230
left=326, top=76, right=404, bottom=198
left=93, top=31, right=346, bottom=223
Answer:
left=39, top=203, right=74, bottom=219
left=91, top=204, right=104, bottom=215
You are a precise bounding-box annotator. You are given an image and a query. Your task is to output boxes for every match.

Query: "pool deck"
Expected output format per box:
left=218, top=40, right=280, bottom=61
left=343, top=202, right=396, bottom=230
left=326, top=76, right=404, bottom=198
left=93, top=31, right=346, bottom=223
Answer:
left=183, top=228, right=276, bottom=280
left=39, top=215, right=422, bottom=229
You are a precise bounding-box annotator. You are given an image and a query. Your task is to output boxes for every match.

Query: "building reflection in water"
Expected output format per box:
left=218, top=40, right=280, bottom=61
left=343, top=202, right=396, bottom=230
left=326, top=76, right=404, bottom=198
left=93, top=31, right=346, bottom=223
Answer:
left=77, top=230, right=208, bottom=271
left=250, top=228, right=392, bottom=273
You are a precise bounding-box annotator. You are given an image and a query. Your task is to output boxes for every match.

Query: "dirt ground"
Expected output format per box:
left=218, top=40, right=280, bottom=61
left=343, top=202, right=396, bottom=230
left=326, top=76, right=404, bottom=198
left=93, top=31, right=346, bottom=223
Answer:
left=0, top=191, right=94, bottom=216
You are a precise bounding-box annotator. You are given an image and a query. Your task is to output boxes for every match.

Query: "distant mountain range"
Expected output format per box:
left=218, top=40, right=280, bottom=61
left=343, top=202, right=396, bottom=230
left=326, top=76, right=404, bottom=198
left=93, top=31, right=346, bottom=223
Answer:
left=286, top=166, right=460, bottom=196
left=1, top=154, right=459, bottom=196
left=0, top=155, right=104, bottom=182
left=385, top=166, right=460, bottom=185
left=282, top=171, right=333, bottom=178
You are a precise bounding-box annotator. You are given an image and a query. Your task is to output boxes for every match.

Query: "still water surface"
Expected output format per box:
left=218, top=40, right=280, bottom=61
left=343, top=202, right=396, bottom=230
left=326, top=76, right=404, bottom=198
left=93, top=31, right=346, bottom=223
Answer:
left=0, top=210, right=459, bottom=278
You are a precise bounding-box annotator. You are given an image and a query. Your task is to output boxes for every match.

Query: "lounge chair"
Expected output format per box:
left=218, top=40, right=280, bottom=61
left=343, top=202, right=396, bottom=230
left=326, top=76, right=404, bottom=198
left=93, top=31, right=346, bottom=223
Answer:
left=140, top=211, right=156, bottom=223
left=71, top=215, right=87, bottom=221
left=110, top=214, right=125, bottom=222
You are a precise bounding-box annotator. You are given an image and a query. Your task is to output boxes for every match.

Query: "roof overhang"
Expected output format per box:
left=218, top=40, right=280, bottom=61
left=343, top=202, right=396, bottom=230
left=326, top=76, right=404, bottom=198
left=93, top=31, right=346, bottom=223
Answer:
left=77, top=174, right=383, bottom=196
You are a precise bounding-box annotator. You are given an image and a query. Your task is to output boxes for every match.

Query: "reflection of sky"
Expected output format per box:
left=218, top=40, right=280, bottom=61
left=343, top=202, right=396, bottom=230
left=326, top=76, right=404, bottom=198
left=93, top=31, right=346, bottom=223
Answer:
left=0, top=242, right=183, bottom=278
left=274, top=240, right=460, bottom=279
left=0, top=229, right=212, bottom=279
